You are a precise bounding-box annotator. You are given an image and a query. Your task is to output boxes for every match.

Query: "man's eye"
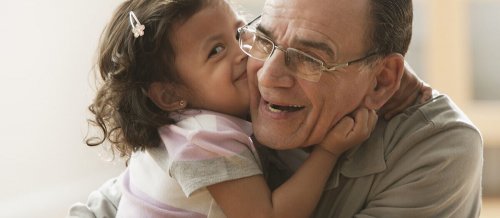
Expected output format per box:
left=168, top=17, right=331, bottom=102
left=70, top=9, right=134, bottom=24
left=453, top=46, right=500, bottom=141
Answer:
left=254, top=37, right=273, bottom=53
left=290, top=52, right=315, bottom=63
left=209, top=44, right=225, bottom=58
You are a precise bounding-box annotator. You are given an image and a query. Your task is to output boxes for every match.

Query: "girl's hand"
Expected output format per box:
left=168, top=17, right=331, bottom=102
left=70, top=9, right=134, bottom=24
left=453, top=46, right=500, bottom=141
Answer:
left=318, top=108, right=378, bottom=158
left=380, top=61, right=433, bottom=120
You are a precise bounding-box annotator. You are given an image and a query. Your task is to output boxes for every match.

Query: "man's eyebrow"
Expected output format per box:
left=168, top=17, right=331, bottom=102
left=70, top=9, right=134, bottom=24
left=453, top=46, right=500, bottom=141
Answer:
left=256, top=25, right=335, bottom=60
left=256, top=25, right=272, bottom=38
left=295, top=39, right=335, bottom=59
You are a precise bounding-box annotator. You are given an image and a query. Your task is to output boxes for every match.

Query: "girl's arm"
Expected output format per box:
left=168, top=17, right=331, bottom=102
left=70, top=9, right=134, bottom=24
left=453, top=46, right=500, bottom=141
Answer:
left=207, top=108, right=377, bottom=218
left=379, top=61, right=432, bottom=120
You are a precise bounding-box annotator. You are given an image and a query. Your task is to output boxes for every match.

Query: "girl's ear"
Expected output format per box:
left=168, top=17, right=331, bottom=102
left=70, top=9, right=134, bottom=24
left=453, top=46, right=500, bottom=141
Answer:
left=363, top=53, right=404, bottom=110
left=148, top=82, right=187, bottom=112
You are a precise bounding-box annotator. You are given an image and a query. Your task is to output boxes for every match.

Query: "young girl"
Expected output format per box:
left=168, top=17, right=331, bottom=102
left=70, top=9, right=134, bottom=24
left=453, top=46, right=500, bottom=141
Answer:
left=84, top=0, right=429, bottom=217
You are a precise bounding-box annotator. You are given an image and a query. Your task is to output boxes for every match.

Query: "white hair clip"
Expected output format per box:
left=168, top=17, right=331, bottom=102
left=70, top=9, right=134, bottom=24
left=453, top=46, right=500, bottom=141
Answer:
left=129, top=11, right=145, bottom=38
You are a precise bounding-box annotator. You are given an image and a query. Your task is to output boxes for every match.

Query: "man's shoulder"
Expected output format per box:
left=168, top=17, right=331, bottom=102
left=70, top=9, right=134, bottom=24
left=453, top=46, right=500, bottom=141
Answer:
left=417, top=94, right=476, bottom=129
left=344, top=93, right=482, bottom=177
left=389, top=94, right=479, bottom=137
left=336, top=95, right=483, bottom=218
left=383, top=93, right=482, bottom=156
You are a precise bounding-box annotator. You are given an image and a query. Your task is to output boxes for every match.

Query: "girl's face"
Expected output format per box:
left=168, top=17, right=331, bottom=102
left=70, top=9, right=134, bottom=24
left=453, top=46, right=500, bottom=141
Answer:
left=172, top=1, right=249, bottom=118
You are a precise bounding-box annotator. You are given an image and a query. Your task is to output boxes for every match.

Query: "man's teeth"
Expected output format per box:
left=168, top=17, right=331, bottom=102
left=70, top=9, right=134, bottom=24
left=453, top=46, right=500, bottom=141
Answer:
left=269, top=104, right=282, bottom=113
left=268, top=103, right=304, bottom=112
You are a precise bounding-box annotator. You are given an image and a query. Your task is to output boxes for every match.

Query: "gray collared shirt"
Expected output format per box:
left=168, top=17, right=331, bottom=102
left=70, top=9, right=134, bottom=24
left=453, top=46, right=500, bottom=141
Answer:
left=269, top=93, right=483, bottom=218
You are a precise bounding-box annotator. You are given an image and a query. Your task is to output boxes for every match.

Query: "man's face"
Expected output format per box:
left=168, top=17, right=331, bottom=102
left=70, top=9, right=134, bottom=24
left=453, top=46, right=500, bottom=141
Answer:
left=248, top=0, right=377, bottom=149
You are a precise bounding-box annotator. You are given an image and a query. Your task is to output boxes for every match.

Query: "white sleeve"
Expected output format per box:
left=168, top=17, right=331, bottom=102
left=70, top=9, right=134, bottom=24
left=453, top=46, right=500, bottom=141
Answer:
left=67, top=176, right=122, bottom=218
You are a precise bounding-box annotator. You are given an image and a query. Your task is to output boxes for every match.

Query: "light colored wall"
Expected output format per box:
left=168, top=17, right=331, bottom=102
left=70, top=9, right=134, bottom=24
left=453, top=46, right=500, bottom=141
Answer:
left=0, top=1, right=126, bottom=217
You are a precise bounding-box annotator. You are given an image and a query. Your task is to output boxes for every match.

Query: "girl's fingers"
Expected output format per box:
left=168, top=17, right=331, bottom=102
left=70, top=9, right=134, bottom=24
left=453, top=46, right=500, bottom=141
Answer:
left=331, top=115, right=355, bottom=137
left=367, top=109, right=378, bottom=132
left=419, top=82, right=433, bottom=103
left=384, top=91, right=417, bottom=119
left=351, top=108, right=370, bottom=137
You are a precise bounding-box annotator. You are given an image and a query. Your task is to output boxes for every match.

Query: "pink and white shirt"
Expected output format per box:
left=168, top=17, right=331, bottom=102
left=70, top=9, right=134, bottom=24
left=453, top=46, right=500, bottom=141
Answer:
left=117, top=110, right=262, bottom=218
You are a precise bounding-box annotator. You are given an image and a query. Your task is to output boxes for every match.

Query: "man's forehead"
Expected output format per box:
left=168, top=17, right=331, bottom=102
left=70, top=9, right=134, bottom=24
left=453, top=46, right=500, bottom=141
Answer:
left=257, top=23, right=336, bottom=59
left=261, top=0, right=369, bottom=29
left=261, top=0, right=371, bottom=58
left=260, top=0, right=342, bottom=59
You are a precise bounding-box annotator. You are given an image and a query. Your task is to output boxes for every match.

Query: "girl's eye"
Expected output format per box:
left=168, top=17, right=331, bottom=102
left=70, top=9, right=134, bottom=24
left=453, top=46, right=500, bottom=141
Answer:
left=208, top=44, right=225, bottom=58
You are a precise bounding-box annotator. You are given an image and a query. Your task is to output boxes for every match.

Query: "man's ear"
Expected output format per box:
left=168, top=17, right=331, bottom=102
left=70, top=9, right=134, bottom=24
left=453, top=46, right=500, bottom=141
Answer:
left=148, top=82, right=187, bottom=112
left=363, top=53, right=404, bottom=110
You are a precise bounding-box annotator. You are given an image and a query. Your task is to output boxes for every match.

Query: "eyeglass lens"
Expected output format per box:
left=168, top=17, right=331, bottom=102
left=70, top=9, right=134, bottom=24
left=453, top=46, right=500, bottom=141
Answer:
left=239, top=28, right=324, bottom=82
left=239, top=30, right=271, bottom=60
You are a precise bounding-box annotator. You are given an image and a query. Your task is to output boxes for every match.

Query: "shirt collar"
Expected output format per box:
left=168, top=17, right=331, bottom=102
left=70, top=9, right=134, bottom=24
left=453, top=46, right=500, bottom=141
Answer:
left=325, top=120, right=388, bottom=189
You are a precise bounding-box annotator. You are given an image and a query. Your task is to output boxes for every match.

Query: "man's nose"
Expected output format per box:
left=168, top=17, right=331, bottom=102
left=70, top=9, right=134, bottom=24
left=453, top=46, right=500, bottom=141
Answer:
left=257, top=50, right=295, bottom=88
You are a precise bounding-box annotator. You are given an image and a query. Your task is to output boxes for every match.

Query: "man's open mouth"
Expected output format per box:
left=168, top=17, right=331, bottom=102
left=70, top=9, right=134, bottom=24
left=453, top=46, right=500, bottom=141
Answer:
left=266, top=101, right=305, bottom=113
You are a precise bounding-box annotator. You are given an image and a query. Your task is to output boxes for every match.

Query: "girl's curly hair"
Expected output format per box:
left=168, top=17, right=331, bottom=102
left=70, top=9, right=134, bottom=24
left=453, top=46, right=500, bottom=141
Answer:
left=86, top=0, right=209, bottom=158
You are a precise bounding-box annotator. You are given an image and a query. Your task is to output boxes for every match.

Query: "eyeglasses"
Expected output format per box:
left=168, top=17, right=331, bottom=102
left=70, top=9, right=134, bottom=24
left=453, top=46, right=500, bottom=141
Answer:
left=237, top=15, right=377, bottom=82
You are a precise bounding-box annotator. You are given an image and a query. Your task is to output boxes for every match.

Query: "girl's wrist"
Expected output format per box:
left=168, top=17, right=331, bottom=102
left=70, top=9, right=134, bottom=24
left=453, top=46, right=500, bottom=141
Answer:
left=315, top=145, right=341, bottom=160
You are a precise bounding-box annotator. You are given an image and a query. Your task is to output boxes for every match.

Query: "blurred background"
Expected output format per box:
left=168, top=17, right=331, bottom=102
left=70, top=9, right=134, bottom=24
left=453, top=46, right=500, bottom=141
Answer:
left=0, top=0, right=498, bottom=217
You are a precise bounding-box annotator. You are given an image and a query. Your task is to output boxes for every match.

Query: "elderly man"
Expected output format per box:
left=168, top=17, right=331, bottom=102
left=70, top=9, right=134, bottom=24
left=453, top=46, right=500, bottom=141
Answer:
left=70, top=0, right=482, bottom=217
left=244, top=0, right=482, bottom=217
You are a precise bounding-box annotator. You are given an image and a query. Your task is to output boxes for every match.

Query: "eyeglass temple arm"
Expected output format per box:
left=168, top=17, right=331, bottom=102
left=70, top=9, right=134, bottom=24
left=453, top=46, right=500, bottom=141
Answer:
left=247, top=15, right=262, bottom=26
left=323, top=52, right=377, bottom=71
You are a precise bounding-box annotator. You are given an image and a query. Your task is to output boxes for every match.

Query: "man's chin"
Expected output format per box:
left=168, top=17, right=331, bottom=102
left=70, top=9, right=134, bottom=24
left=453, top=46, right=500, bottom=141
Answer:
left=254, top=130, right=304, bottom=150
